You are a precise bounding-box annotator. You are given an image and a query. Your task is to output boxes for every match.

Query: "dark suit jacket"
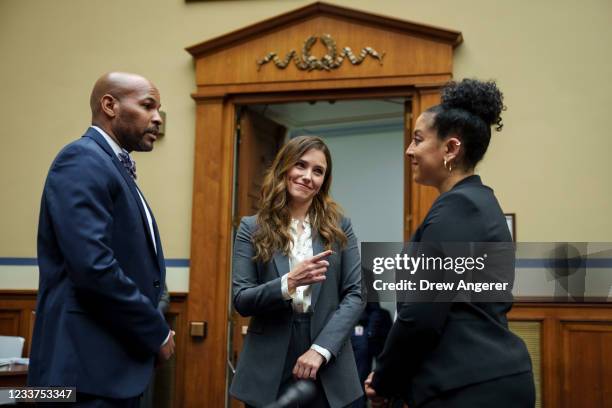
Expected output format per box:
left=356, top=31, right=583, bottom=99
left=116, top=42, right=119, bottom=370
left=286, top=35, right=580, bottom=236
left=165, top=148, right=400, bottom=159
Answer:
left=372, top=175, right=532, bottom=407
left=229, top=215, right=365, bottom=408
left=28, top=127, right=170, bottom=399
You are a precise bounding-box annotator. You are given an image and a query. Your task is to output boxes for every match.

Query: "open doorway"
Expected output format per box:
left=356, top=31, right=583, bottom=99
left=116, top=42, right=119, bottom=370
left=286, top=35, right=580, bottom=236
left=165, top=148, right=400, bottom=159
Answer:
left=228, top=98, right=409, bottom=406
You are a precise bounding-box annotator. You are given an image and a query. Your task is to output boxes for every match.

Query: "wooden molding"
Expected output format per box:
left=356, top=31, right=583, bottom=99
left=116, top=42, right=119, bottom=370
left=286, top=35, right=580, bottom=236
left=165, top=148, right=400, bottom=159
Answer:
left=186, top=1, right=462, bottom=57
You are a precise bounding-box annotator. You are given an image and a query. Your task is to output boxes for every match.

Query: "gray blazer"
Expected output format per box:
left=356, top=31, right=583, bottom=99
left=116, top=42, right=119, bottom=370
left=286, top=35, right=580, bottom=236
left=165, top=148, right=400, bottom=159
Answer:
left=229, top=215, right=365, bottom=408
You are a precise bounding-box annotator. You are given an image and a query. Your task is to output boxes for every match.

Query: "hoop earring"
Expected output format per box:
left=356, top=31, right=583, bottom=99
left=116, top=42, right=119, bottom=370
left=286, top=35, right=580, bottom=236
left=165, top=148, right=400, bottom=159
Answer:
left=444, top=159, right=452, bottom=173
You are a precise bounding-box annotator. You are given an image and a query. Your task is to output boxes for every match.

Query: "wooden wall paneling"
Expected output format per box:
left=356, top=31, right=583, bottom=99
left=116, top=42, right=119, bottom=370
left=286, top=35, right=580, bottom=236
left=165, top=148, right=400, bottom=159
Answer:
left=0, top=291, right=187, bottom=405
left=602, top=327, right=612, bottom=406
left=139, top=293, right=189, bottom=408
left=167, top=294, right=188, bottom=408
left=184, top=99, right=236, bottom=408
left=561, top=323, right=612, bottom=408
left=0, top=310, right=21, bottom=336
left=0, top=290, right=188, bottom=404
left=0, top=290, right=37, bottom=357
left=542, top=317, right=561, bottom=408
left=508, top=321, right=542, bottom=408
left=509, top=303, right=612, bottom=408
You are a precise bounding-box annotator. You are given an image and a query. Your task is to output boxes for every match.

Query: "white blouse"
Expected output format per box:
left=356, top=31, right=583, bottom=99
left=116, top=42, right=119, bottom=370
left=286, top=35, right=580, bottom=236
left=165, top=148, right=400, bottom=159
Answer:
left=280, top=216, right=331, bottom=362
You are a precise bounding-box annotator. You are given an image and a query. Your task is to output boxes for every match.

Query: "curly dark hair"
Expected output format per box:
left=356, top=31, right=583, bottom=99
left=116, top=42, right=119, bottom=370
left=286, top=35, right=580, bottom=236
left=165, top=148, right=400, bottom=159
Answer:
left=426, top=78, right=506, bottom=169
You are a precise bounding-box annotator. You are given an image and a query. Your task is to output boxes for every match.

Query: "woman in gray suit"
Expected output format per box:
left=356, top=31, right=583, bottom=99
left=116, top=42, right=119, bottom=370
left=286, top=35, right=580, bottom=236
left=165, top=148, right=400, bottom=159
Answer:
left=230, top=136, right=365, bottom=408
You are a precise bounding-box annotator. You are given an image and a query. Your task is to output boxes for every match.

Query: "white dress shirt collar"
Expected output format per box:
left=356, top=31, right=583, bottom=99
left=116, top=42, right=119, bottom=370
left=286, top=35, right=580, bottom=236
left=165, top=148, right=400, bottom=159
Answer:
left=91, top=125, right=128, bottom=157
left=90, top=126, right=157, bottom=253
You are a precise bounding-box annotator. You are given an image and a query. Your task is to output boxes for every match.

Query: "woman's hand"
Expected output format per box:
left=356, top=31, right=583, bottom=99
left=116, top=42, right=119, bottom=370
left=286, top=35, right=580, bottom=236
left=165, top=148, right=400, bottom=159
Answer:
left=293, top=349, right=325, bottom=380
left=365, top=372, right=389, bottom=408
left=286, top=250, right=333, bottom=292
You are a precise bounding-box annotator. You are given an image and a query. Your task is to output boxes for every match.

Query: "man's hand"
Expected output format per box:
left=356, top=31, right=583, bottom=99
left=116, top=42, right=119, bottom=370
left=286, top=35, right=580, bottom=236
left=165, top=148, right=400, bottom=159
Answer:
left=287, top=250, right=333, bottom=293
left=292, top=349, right=325, bottom=380
left=365, top=372, right=389, bottom=408
left=158, top=330, right=176, bottom=361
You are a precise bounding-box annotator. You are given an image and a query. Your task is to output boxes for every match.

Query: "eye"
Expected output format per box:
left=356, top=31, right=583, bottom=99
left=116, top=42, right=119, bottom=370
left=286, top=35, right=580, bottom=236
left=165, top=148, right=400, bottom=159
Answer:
left=142, top=100, right=157, bottom=110
left=314, top=168, right=324, bottom=175
left=295, top=161, right=305, bottom=169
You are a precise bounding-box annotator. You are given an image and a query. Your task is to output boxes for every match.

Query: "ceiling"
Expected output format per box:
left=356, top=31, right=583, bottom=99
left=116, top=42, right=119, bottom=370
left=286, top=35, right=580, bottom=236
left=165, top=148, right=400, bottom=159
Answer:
left=250, top=99, right=407, bottom=129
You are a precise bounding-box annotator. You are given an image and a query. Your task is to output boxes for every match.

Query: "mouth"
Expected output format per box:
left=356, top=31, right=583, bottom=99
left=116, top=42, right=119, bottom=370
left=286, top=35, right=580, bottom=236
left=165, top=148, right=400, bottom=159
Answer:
left=145, top=131, right=159, bottom=140
left=294, top=182, right=312, bottom=191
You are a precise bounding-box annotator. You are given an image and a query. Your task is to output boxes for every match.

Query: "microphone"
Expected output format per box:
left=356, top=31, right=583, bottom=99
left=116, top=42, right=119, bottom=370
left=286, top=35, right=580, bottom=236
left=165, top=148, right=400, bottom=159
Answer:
left=264, top=380, right=318, bottom=408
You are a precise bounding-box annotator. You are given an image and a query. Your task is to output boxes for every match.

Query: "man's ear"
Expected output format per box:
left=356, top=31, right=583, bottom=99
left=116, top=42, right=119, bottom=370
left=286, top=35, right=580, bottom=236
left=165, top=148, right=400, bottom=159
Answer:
left=444, top=136, right=462, bottom=161
left=100, top=94, right=117, bottom=118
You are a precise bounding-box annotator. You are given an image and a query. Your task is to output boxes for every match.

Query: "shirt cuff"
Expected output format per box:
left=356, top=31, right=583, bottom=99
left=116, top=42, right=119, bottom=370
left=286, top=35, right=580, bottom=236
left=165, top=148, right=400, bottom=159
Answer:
left=281, top=274, right=293, bottom=300
left=310, top=344, right=331, bottom=364
left=161, top=330, right=172, bottom=347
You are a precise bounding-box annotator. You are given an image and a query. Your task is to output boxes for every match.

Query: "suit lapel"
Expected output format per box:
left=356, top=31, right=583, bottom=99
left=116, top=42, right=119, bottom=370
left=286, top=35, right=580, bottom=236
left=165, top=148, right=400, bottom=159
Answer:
left=84, top=129, right=160, bottom=268
left=310, top=232, right=325, bottom=309
left=140, top=190, right=166, bottom=275
left=273, top=252, right=289, bottom=278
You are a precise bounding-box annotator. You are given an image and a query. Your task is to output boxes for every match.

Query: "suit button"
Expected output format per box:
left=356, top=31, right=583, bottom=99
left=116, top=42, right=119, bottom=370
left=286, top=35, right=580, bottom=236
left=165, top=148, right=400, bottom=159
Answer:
left=153, top=280, right=160, bottom=288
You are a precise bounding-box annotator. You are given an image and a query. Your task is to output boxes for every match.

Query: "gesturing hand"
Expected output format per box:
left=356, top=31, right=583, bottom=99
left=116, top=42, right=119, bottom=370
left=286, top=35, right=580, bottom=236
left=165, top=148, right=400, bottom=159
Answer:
left=293, top=349, right=325, bottom=380
left=287, top=250, right=333, bottom=293
left=365, top=372, right=389, bottom=408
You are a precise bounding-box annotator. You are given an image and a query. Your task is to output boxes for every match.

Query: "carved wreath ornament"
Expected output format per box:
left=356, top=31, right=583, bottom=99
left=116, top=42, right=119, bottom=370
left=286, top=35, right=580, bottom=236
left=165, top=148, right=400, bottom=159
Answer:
left=256, top=34, right=385, bottom=71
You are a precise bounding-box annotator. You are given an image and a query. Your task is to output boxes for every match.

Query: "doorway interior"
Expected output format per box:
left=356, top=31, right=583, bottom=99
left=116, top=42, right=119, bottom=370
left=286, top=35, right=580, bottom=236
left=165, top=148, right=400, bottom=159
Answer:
left=228, top=97, right=410, bottom=406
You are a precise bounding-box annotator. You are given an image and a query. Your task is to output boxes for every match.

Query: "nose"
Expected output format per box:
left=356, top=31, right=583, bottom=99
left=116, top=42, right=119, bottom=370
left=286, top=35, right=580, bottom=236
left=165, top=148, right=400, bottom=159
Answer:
left=406, top=141, right=415, bottom=157
left=152, top=109, right=163, bottom=126
left=301, top=169, right=312, bottom=183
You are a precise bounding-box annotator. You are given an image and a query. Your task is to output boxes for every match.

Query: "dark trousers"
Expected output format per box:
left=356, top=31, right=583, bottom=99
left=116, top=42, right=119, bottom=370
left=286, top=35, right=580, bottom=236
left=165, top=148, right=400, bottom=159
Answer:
left=277, top=312, right=329, bottom=408
left=246, top=313, right=330, bottom=408
left=349, top=331, right=369, bottom=408
left=419, top=371, right=536, bottom=408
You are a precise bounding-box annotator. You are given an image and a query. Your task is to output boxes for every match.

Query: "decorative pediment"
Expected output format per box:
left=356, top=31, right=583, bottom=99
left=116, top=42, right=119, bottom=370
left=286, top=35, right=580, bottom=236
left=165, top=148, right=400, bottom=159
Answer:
left=186, top=2, right=462, bottom=88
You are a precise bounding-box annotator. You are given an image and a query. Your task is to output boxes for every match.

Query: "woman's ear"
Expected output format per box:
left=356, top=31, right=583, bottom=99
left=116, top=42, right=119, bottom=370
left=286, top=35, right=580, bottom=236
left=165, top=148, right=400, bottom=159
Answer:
left=444, top=137, right=462, bottom=161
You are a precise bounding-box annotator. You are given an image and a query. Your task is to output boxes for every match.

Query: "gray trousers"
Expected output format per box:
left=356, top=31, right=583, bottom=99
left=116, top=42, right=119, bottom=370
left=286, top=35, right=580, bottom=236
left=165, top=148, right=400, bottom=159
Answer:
left=247, top=313, right=330, bottom=408
left=278, top=313, right=329, bottom=408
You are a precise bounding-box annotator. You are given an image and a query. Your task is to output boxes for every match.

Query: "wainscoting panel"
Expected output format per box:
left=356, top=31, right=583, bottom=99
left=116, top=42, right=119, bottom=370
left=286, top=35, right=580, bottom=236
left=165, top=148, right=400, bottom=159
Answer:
left=509, top=302, right=612, bottom=408
left=0, top=290, right=187, bottom=408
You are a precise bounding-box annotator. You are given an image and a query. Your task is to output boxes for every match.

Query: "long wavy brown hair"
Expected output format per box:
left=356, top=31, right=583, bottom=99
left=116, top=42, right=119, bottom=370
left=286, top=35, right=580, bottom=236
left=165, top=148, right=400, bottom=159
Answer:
left=252, top=136, right=347, bottom=263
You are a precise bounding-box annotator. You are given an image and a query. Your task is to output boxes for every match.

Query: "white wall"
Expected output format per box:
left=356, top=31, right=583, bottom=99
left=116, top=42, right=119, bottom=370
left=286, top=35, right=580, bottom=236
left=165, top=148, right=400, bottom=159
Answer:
left=290, top=121, right=405, bottom=243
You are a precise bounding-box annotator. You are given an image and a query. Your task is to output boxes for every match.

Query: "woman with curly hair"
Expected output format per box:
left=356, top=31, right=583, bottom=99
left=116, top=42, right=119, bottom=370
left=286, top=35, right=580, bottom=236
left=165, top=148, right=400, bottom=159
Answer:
left=230, top=136, right=365, bottom=408
left=366, top=79, right=535, bottom=407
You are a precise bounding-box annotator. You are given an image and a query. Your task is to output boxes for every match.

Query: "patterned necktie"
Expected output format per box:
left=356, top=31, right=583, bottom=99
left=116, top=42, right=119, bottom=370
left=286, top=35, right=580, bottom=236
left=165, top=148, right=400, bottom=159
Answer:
left=118, top=152, right=137, bottom=180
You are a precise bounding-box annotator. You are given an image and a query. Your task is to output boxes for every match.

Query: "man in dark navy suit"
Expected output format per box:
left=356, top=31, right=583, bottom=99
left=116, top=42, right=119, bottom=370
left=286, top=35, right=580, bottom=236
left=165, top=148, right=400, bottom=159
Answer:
left=29, top=72, right=175, bottom=407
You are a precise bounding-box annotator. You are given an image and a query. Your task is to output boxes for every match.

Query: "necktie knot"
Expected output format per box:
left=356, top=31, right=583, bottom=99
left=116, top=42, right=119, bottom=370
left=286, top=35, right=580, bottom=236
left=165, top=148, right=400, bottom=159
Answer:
left=118, top=152, right=137, bottom=180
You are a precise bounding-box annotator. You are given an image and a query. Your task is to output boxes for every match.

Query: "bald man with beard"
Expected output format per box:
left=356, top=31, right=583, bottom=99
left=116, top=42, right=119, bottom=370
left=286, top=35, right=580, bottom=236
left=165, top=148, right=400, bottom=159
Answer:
left=28, top=72, right=174, bottom=407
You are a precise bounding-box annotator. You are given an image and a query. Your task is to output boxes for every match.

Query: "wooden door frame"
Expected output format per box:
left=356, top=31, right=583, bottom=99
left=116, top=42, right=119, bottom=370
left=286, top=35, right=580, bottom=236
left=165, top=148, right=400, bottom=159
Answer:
left=184, top=83, right=446, bottom=407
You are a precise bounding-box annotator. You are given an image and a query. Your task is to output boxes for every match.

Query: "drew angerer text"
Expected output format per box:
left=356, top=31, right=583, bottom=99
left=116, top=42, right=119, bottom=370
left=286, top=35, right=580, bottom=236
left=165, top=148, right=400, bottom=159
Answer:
left=372, top=279, right=509, bottom=293
left=363, top=244, right=515, bottom=300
